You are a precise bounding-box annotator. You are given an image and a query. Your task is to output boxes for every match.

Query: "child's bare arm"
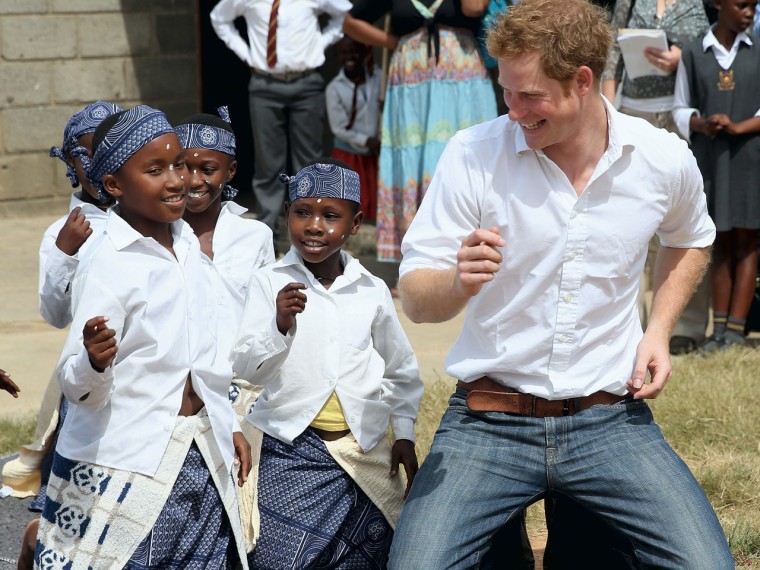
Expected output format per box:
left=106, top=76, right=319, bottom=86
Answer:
left=232, top=431, right=251, bottom=487
left=276, top=282, right=307, bottom=335
left=55, top=207, right=93, bottom=257
left=390, top=439, right=419, bottom=498
left=691, top=113, right=723, bottom=137
left=714, top=115, right=760, bottom=136
left=83, top=316, right=118, bottom=372
left=0, top=368, right=20, bottom=398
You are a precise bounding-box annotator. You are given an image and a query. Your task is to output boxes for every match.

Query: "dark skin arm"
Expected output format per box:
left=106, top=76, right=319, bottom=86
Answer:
left=276, top=282, right=308, bottom=335
left=0, top=368, right=19, bottom=398
left=55, top=207, right=93, bottom=256
left=390, top=439, right=418, bottom=498
left=707, top=114, right=760, bottom=136
left=232, top=431, right=251, bottom=487
left=366, top=136, right=381, bottom=155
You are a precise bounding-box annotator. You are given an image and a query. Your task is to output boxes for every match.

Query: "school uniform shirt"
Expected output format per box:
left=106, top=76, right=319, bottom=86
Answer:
left=207, top=201, right=275, bottom=357
left=673, top=27, right=759, bottom=142
left=326, top=67, right=382, bottom=155
left=56, top=210, right=237, bottom=476
left=231, top=248, right=423, bottom=451
left=210, top=0, right=351, bottom=74
left=399, top=98, right=715, bottom=399
left=38, top=192, right=110, bottom=328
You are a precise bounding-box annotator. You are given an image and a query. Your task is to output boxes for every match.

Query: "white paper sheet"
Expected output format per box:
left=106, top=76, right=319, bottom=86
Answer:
left=617, top=28, right=670, bottom=79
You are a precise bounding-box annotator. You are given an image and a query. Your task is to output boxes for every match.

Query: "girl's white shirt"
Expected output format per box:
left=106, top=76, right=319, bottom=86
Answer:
left=38, top=192, right=111, bottom=328
left=231, top=247, right=423, bottom=452
left=205, top=201, right=274, bottom=357
left=56, top=210, right=237, bottom=476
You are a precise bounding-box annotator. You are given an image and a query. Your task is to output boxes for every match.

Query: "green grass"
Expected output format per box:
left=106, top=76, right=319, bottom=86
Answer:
left=413, top=347, right=760, bottom=568
left=0, top=413, right=35, bottom=457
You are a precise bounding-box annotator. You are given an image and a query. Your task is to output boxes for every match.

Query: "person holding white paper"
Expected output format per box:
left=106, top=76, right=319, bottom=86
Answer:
left=602, top=0, right=710, bottom=356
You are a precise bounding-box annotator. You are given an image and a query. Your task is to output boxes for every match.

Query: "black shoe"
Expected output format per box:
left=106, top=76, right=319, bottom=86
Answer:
left=669, top=335, right=697, bottom=355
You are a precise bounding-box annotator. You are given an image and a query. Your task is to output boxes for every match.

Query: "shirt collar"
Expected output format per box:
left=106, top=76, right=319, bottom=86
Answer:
left=220, top=200, right=248, bottom=218
left=106, top=207, right=189, bottom=252
left=703, top=25, right=753, bottom=52
left=276, top=246, right=372, bottom=287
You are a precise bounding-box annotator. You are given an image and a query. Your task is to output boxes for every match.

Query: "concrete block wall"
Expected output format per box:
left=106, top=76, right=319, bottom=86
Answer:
left=0, top=0, right=199, bottom=217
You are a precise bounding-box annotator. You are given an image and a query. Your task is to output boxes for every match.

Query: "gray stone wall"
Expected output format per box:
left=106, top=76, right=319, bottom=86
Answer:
left=0, top=0, right=199, bottom=216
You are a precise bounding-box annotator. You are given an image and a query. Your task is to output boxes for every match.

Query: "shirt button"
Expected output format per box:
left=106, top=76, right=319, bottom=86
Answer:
left=566, top=252, right=576, bottom=261
left=570, top=210, right=577, bottom=219
left=350, top=416, right=356, bottom=422
left=164, top=425, right=171, bottom=432
left=559, top=334, right=568, bottom=343
left=564, top=294, right=573, bottom=303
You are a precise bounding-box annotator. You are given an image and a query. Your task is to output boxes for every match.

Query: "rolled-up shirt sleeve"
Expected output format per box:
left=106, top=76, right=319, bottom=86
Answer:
left=658, top=138, right=715, bottom=249
left=400, top=137, right=484, bottom=277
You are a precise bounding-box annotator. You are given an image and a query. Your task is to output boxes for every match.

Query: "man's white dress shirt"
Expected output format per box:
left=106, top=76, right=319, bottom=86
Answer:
left=231, top=248, right=423, bottom=451
left=56, top=211, right=237, bottom=476
left=400, top=99, right=715, bottom=398
left=210, top=0, right=351, bottom=73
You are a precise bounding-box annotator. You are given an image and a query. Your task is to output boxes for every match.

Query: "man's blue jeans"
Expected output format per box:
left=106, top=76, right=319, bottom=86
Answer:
left=389, top=389, right=734, bottom=569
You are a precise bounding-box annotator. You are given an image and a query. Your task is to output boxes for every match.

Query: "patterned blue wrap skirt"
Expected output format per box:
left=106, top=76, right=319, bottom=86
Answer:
left=249, top=429, right=393, bottom=569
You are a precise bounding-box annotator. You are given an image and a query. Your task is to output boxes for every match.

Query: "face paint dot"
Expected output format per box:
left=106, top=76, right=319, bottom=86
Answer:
left=341, top=235, right=345, bottom=239
left=328, top=229, right=334, bottom=234
left=205, top=180, right=211, bottom=185
left=219, top=183, right=223, bottom=189
left=166, top=144, right=171, bottom=150
left=316, top=199, right=322, bottom=203
left=169, top=164, right=174, bottom=170
left=314, top=217, right=320, bottom=221
left=180, top=175, right=184, bottom=180
left=193, top=152, right=199, bottom=157
left=193, top=170, right=197, bottom=175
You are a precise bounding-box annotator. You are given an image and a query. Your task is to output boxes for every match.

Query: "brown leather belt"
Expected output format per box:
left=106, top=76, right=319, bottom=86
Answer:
left=457, top=377, right=628, bottom=418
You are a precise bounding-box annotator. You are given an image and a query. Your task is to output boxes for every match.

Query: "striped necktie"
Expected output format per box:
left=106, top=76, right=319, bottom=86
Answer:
left=266, top=0, right=280, bottom=68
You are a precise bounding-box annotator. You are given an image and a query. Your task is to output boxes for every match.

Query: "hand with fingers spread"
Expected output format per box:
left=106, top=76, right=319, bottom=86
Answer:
left=232, top=431, right=252, bottom=487
left=627, top=331, right=672, bottom=399
left=83, top=316, right=118, bottom=372
left=276, top=282, right=308, bottom=335
left=0, top=368, right=20, bottom=398
left=389, top=439, right=418, bottom=499
left=56, top=207, right=93, bottom=256
left=455, top=227, right=506, bottom=298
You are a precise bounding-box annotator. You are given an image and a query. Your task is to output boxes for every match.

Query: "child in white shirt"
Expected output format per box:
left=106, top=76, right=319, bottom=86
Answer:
left=35, top=105, right=250, bottom=570
left=176, top=107, right=274, bottom=356
left=231, top=159, right=423, bottom=568
left=326, top=36, right=382, bottom=221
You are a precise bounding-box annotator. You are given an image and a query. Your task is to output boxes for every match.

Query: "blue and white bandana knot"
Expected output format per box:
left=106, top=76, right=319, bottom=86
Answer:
left=50, top=101, right=123, bottom=187
left=283, top=163, right=361, bottom=205
left=83, top=105, right=174, bottom=196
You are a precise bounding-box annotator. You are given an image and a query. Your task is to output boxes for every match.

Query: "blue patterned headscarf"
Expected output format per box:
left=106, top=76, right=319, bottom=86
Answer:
left=280, top=162, right=361, bottom=205
left=76, top=105, right=175, bottom=203
left=49, top=100, right=123, bottom=187
left=175, top=106, right=238, bottom=199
